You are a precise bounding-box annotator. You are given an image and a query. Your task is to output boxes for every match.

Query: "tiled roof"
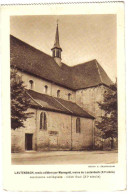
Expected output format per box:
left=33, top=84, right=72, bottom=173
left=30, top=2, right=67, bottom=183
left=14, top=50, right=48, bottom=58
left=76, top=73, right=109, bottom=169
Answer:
left=27, top=90, right=94, bottom=119
left=10, top=35, right=113, bottom=90
left=71, top=60, right=113, bottom=89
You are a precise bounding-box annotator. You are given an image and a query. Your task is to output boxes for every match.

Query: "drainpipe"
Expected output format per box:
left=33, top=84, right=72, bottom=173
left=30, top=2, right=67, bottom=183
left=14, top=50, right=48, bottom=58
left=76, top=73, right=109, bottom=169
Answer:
left=71, top=116, right=73, bottom=150
left=51, top=82, right=53, bottom=96
left=35, top=109, right=38, bottom=151
left=92, top=119, right=95, bottom=150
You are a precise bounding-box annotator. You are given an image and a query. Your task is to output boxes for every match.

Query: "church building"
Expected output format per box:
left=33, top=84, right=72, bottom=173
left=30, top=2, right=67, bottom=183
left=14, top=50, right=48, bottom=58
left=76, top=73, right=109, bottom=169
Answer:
left=11, top=24, right=113, bottom=152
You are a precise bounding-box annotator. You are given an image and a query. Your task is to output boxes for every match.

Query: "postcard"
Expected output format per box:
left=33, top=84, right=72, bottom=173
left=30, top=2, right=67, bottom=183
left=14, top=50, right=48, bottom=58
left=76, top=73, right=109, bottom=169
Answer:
left=1, top=1, right=126, bottom=191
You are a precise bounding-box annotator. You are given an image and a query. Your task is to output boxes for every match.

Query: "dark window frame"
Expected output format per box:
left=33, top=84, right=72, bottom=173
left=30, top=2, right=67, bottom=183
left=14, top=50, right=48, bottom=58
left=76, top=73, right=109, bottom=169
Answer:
left=44, top=85, right=48, bottom=94
left=40, top=112, right=47, bottom=130
left=56, top=50, right=59, bottom=58
left=29, top=80, right=34, bottom=90
left=76, top=117, right=81, bottom=133
left=57, top=90, right=60, bottom=98
left=68, top=93, right=71, bottom=100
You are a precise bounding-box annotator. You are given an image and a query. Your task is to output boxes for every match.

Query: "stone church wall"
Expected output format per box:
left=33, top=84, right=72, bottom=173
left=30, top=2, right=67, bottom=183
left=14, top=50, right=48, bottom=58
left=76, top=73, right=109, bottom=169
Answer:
left=11, top=108, right=37, bottom=152
left=19, top=71, right=76, bottom=102
left=76, top=85, right=107, bottom=149
left=11, top=108, right=94, bottom=152
left=76, top=85, right=107, bottom=117
left=36, top=110, right=94, bottom=151
left=71, top=116, right=94, bottom=150
left=36, top=111, right=72, bottom=150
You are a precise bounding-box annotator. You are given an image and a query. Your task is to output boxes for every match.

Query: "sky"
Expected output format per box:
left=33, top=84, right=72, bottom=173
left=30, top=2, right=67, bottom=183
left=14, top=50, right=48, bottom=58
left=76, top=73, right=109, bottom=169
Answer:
left=10, top=15, right=116, bottom=81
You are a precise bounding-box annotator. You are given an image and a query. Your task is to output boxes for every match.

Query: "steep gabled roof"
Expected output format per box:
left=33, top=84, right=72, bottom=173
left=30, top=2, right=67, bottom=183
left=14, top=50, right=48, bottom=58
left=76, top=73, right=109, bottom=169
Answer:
left=27, top=90, right=94, bottom=119
left=10, top=35, right=73, bottom=89
left=10, top=35, right=113, bottom=90
left=71, top=60, right=113, bottom=89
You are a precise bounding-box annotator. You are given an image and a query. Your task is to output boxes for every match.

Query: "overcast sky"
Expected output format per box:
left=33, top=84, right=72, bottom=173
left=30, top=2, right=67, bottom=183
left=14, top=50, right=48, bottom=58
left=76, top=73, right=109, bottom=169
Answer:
left=10, top=15, right=116, bottom=81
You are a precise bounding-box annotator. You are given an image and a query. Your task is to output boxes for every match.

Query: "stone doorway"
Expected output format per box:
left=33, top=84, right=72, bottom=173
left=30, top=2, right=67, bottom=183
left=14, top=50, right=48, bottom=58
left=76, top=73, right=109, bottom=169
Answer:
left=25, top=133, right=33, bottom=150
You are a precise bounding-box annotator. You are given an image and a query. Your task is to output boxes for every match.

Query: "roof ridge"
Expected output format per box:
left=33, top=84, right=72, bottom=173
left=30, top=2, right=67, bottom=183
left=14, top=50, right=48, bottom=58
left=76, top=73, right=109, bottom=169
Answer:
left=71, top=59, right=96, bottom=68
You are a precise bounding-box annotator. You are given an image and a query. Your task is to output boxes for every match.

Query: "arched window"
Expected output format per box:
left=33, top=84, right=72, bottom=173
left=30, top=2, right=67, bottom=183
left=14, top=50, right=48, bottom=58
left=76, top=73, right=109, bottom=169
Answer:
left=76, top=118, right=81, bottom=133
left=68, top=93, right=71, bottom=101
left=57, top=90, right=60, bottom=98
left=44, top=85, right=48, bottom=94
left=29, top=80, right=34, bottom=90
left=44, top=113, right=47, bottom=130
left=40, top=112, right=47, bottom=130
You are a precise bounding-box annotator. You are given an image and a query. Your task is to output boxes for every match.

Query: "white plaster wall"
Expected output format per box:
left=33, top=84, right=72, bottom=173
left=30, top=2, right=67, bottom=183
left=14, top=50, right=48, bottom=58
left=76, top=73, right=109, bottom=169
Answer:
left=18, top=71, right=75, bottom=102
left=19, top=71, right=52, bottom=96
left=51, top=83, right=75, bottom=102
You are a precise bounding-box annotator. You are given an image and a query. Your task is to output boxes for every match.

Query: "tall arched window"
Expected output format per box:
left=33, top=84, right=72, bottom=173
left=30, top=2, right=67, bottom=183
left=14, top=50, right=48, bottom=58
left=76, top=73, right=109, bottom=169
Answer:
left=57, top=90, right=60, bottom=98
left=29, top=80, right=34, bottom=90
left=44, top=85, right=48, bottom=94
left=40, top=112, right=43, bottom=129
left=68, top=93, right=71, bottom=101
left=76, top=118, right=81, bottom=133
left=44, top=113, right=47, bottom=130
left=40, top=112, right=47, bottom=130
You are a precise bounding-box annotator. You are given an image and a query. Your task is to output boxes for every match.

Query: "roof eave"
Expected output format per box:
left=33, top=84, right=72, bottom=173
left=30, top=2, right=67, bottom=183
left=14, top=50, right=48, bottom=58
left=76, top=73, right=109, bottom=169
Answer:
left=30, top=104, right=94, bottom=119
left=51, top=47, right=62, bottom=51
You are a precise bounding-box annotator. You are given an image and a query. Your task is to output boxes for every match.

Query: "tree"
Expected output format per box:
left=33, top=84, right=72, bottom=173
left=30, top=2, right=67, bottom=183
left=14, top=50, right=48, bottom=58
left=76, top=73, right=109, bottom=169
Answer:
left=96, top=82, right=118, bottom=149
left=11, top=67, right=33, bottom=130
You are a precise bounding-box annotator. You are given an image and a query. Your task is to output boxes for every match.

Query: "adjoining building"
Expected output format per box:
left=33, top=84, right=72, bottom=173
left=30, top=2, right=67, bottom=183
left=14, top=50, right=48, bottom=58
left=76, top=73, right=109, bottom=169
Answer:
left=11, top=24, right=113, bottom=152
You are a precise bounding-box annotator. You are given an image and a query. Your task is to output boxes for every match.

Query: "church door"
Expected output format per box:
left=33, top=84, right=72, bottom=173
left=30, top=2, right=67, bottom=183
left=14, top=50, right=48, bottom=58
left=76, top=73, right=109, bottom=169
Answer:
left=25, top=134, right=33, bottom=150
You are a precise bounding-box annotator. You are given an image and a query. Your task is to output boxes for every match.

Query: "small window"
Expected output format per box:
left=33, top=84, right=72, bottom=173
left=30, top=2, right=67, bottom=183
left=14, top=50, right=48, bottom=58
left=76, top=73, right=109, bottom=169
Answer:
left=76, top=118, right=81, bottom=133
left=29, top=80, right=34, bottom=90
left=57, top=90, right=60, bottom=98
left=56, top=50, right=59, bottom=58
left=44, top=85, right=48, bottom=94
left=59, top=52, right=61, bottom=58
left=40, top=112, right=47, bottom=130
left=53, top=50, right=55, bottom=57
left=68, top=93, right=71, bottom=100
